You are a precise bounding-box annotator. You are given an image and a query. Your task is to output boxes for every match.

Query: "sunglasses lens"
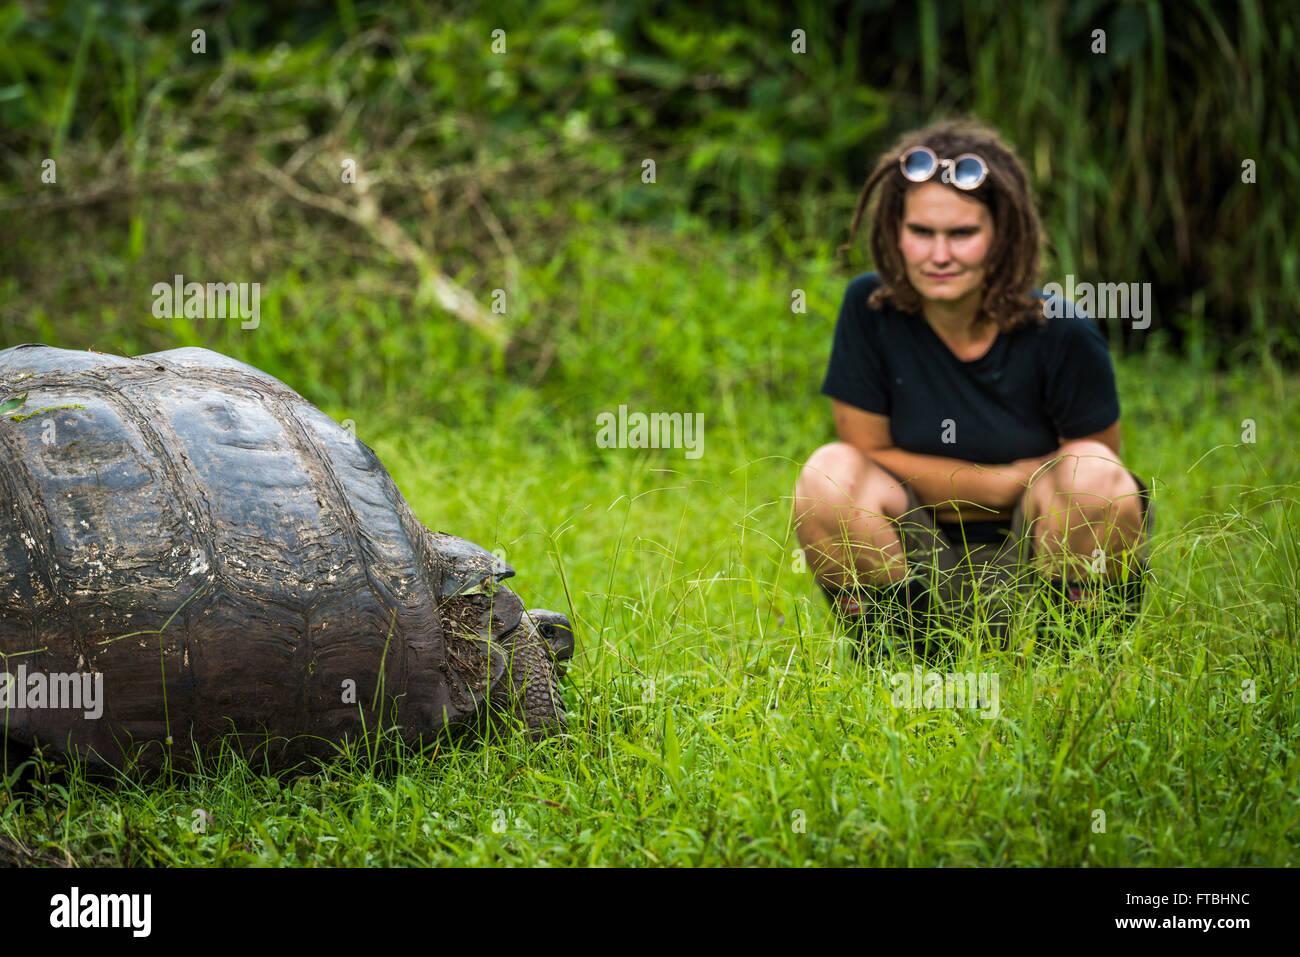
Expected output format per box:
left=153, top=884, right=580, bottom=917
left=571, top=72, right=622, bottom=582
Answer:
left=902, top=149, right=936, bottom=181
left=952, top=156, right=986, bottom=188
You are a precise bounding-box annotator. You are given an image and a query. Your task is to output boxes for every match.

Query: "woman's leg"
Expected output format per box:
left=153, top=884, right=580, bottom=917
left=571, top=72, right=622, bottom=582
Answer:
left=1021, top=439, right=1148, bottom=585
left=793, top=442, right=912, bottom=589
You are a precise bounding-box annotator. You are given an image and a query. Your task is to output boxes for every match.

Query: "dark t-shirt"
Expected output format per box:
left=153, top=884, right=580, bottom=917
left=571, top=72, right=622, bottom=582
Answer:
left=820, top=271, right=1120, bottom=541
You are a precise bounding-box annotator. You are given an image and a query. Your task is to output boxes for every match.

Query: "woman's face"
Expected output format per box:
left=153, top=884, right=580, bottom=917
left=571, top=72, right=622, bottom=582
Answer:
left=897, top=181, right=994, bottom=307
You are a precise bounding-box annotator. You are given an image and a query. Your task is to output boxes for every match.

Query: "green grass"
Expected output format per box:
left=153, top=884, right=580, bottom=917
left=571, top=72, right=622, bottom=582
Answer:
left=2, top=277, right=1296, bottom=865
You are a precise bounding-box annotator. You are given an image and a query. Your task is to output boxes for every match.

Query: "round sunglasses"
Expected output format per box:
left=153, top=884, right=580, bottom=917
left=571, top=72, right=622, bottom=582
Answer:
left=899, top=146, right=989, bottom=190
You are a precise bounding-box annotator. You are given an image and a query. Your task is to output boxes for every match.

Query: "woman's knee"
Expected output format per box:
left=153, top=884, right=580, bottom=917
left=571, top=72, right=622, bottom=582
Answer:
left=795, top=442, right=907, bottom=524
left=1029, top=440, right=1140, bottom=522
left=796, top=442, right=861, bottom=501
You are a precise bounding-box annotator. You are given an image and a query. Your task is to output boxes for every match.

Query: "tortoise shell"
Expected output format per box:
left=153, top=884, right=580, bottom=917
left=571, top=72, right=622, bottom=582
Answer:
left=0, top=344, right=531, bottom=770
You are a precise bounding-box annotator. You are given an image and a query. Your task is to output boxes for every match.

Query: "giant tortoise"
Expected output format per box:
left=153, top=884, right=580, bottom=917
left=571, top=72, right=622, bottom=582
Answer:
left=0, top=344, right=574, bottom=772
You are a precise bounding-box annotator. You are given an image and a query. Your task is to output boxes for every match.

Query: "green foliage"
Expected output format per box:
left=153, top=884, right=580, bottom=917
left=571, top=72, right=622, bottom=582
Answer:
left=5, top=1, right=1293, bottom=359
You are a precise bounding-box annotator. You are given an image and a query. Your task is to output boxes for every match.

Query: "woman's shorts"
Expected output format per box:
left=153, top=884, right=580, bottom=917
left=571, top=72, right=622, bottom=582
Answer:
left=877, top=463, right=1155, bottom=633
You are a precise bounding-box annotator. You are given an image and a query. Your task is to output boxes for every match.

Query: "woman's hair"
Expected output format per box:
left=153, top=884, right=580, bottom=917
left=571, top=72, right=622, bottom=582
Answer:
left=837, top=118, right=1045, bottom=331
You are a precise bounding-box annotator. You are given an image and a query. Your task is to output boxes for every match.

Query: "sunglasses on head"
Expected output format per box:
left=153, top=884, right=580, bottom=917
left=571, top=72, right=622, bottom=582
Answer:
left=898, top=146, right=989, bottom=190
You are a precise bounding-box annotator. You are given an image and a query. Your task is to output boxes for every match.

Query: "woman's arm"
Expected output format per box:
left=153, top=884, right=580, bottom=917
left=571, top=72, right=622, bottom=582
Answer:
left=831, top=399, right=1047, bottom=519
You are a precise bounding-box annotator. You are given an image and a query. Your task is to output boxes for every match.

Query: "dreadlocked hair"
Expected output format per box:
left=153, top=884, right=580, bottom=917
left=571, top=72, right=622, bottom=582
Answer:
left=837, top=117, right=1046, bottom=331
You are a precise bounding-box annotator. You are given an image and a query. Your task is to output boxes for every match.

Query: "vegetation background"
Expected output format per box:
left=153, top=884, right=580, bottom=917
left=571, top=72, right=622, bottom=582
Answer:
left=0, top=0, right=1296, bottom=866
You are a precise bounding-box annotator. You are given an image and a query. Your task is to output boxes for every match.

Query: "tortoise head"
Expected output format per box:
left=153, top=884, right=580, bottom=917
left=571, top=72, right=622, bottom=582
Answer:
left=495, top=608, right=575, bottom=739
left=427, top=532, right=574, bottom=739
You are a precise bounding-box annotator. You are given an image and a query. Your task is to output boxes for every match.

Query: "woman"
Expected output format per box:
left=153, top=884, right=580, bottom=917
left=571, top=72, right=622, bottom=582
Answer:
left=794, top=118, right=1152, bottom=659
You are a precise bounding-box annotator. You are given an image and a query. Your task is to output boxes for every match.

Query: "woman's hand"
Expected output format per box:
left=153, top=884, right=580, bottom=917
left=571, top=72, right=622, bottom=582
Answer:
left=1009, top=453, right=1054, bottom=491
left=864, top=449, right=1048, bottom=519
left=949, top=456, right=1045, bottom=516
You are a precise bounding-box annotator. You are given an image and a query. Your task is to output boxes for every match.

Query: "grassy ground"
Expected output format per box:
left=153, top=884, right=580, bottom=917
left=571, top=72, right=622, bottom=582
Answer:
left=2, top=234, right=1296, bottom=867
